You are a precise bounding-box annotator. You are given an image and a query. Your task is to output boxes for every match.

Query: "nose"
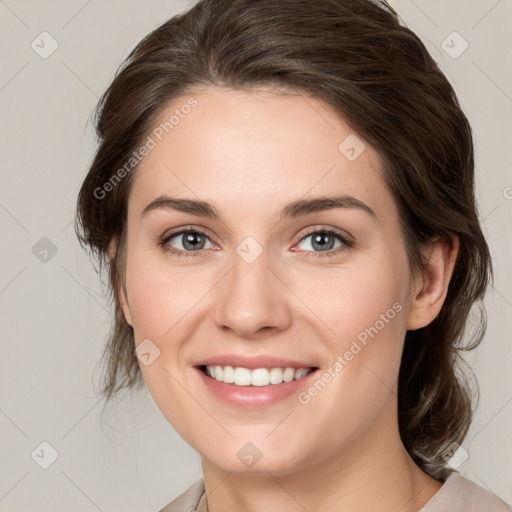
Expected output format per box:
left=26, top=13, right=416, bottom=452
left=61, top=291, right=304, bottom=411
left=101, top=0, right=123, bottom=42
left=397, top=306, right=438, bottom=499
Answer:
left=213, top=246, right=292, bottom=339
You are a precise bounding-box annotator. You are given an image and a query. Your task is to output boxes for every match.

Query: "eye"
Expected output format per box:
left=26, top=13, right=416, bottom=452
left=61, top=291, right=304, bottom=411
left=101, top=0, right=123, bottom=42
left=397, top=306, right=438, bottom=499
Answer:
left=158, top=226, right=354, bottom=258
left=159, top=228, right=216, bottom=256
left=293, top=228, right=354, bottom=257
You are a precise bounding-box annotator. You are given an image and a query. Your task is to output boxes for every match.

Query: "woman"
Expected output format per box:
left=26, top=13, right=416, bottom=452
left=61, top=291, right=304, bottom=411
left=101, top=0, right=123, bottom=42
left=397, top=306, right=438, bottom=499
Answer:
left=75, top=0, right=510, bottom=510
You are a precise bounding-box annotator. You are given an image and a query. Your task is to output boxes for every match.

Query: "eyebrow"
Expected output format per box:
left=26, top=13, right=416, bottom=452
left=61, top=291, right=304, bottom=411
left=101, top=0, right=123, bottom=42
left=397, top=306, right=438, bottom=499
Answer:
left=140, top=194, right=377, bottom=221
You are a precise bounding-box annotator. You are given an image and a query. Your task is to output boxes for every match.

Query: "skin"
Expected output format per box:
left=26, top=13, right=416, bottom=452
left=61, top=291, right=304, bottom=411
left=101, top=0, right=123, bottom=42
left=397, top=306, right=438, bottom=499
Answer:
left=109, top=86, right=459, bottom=512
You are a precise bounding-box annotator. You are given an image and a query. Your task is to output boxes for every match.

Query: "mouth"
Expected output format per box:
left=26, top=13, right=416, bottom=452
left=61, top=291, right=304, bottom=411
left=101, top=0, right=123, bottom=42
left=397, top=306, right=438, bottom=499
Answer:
left=197, top=364, right=320, bottom=387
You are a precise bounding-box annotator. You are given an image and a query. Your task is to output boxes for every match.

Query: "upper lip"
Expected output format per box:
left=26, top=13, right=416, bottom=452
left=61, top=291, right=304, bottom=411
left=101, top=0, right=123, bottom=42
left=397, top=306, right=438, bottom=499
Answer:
left=194, top=354, right=319, bottom=370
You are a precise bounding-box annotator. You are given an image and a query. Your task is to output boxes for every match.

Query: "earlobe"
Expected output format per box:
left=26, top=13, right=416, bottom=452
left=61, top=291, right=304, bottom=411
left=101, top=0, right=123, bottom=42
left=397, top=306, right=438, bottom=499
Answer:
left=106, top=238, right=117, bottom=263
left=406, top=235, right=459, bottom=331
left=118, top=282, right=134, bottom=328
left=106, top=237, right=133, bottom=327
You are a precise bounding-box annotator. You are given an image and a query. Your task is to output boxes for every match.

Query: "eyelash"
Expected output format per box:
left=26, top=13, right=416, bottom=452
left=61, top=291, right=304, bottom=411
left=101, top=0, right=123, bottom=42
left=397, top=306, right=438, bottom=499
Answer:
left=158, top=226, right=355, bottom=259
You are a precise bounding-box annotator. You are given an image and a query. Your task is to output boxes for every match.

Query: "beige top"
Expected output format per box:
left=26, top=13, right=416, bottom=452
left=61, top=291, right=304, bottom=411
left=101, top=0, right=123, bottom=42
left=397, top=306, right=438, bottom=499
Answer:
left=158, top=471, right=511, bottom=511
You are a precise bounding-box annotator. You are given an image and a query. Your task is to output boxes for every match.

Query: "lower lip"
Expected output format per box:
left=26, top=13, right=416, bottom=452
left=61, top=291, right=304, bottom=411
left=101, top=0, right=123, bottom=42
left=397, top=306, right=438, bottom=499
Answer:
left=194, top=367, right=319, bottom=408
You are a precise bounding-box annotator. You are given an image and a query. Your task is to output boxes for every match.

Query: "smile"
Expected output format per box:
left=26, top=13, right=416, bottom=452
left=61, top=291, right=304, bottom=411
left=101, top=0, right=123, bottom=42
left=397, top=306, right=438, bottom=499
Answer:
left=201, top=365, right=315, bottom=386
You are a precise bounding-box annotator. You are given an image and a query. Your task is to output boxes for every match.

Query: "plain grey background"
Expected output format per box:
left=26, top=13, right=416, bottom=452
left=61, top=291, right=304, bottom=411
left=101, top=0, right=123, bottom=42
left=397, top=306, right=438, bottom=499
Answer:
left=1, top=0, right=511, bottom=510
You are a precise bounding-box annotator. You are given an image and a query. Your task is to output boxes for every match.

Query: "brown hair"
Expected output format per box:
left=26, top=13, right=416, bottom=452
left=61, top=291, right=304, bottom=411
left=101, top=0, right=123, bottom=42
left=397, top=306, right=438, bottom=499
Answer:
left=75, top=0, right=492, bottom=479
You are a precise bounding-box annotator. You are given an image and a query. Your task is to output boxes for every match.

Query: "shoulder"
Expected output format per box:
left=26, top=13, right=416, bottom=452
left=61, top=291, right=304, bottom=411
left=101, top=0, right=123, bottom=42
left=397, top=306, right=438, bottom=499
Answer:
left=157, top=477, right=205, bottom=512
left=421, top=470, right=511, bottom=511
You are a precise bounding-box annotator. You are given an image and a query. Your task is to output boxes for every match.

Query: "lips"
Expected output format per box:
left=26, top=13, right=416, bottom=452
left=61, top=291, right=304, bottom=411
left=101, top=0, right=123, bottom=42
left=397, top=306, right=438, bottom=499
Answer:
left=194, top=363, right=320, bottom=408
left=192, top=354, right=321, bottom=407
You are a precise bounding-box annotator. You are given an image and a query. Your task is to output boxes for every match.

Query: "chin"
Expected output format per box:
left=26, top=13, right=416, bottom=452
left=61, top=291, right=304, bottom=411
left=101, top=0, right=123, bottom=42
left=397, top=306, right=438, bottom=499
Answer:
left=199, top=439, right=312, bottom=476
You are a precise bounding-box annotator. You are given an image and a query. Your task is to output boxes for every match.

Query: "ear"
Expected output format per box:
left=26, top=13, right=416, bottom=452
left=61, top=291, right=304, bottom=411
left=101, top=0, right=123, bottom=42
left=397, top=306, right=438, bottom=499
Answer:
left=106, top=238, right=133, bottom=327
left=406, top=235, right=459, bottom=330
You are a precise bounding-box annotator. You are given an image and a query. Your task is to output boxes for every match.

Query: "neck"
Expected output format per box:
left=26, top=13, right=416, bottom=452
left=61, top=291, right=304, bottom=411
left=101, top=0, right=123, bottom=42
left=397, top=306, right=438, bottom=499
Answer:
left=199, top=397, right=443, bottom=512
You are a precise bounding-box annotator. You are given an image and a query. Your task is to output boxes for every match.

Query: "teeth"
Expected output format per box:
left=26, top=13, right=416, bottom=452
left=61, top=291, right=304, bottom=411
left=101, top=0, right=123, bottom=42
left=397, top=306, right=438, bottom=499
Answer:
left=204, top=365, right=313, bottom=386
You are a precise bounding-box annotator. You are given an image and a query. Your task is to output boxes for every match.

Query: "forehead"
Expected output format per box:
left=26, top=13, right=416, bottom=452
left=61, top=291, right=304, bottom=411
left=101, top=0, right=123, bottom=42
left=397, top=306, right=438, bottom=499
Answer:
left=128, top=86, right=392, bottom=219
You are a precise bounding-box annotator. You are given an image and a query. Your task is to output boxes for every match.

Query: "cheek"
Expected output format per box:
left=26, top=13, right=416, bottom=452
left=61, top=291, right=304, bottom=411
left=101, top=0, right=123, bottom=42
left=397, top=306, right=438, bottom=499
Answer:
left=289, top=247, right=409, bottom=348
left=285, top=250, right=409, bottom=423
left=124, top=251, right=202, bottom=440
left=124, top=247, right=204, bottom=340
left=123, top=247, right=217, bottom=418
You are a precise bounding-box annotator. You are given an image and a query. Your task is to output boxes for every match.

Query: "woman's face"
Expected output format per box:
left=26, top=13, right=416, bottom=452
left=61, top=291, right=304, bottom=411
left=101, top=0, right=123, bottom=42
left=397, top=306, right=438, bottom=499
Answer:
left=117, top=86, right=418, bottom=474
